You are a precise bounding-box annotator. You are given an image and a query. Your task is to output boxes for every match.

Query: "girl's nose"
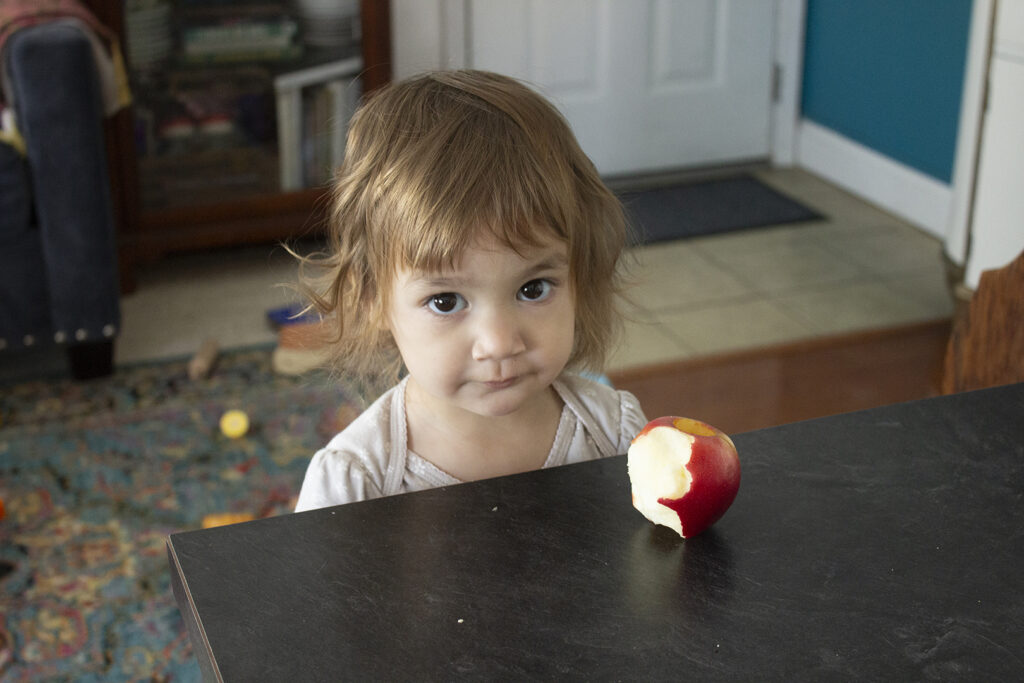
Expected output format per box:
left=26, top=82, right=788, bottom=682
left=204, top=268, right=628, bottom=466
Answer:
left=471, top=310, right=526, bottom=361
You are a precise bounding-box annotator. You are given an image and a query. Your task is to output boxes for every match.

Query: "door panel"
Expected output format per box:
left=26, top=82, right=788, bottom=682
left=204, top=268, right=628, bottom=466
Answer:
left=468, top=0, right=774, bottom=176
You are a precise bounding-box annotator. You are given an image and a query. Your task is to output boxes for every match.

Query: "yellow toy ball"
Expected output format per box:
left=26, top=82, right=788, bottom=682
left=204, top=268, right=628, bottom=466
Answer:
left=219, top=409, right=250, bottom=439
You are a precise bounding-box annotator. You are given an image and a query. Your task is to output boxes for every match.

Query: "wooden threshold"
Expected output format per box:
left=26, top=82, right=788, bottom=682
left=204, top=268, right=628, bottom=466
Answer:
left=608, top=319, right=952, bottom=435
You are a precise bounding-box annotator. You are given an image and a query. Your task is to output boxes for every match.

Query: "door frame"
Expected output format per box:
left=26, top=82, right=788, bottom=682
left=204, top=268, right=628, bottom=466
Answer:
left=945, top=0, right=996, bottom=270
left=771, top=0, right=807, bottom=166
left=439, top=0, right=807, bottom=169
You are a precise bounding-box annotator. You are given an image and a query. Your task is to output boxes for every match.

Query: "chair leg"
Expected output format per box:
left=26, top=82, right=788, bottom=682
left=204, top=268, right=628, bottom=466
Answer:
left=67, top=340, right=115, bottom=380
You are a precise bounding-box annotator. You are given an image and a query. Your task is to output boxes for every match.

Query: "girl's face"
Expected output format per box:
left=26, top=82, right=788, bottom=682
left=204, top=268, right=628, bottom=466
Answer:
left=387, top=230, right=575, bottom=421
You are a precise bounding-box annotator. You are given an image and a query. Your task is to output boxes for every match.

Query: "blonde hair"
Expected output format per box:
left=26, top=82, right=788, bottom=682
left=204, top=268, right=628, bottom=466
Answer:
left=297, top=70, right=629, bottom=386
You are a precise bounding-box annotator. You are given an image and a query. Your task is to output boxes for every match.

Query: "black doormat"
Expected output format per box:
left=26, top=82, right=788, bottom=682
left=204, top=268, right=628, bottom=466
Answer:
left=619, top=174, right=823, bottom=244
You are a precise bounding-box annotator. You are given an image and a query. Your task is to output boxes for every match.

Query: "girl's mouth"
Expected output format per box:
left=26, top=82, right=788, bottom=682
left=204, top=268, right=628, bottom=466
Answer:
left=484, top=377, right=518, bottom=390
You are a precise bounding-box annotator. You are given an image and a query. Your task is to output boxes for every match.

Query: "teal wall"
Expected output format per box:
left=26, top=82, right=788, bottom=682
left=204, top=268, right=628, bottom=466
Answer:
left=801, top=0, right=973, bottom=183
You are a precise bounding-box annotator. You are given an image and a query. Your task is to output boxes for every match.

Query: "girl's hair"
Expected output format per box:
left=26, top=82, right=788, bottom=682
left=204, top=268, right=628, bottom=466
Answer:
left=297, top=69, right=629, bottom=386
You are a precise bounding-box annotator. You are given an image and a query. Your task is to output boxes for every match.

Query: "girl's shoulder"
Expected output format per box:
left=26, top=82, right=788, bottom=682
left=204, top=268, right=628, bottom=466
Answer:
left=320, top=381, right=405, bottom=469
left=555, top=373, right=648, bottom=452
left=295, top=382, right=406, bottom=510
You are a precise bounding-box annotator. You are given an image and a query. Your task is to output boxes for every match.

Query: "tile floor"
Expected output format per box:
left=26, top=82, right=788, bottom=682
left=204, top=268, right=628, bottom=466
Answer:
left=605, top=167, right=954, bottom=370
left=5, top=166, right=956, bottom=380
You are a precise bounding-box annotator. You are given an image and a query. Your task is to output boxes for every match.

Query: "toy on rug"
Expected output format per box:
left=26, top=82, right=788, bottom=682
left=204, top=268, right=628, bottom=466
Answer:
left=219, top=409, right=250, bottom=439
left=188, top=338, right=220, bottom=380
left=201, top=489, right=298, bottom=529
left=266, top=303, right=319, bottom=328
left=201, top=512, right=255, bottom=528
left=267, top=304, right=331, bottom=376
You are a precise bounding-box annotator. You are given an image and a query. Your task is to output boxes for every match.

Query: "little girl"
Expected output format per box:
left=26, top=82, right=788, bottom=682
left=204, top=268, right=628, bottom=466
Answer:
left=294, top=70, right=647, bottom=511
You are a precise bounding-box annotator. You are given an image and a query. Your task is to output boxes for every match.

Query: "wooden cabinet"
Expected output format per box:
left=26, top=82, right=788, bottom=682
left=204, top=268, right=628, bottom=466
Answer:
left=87, top=0, right=391, bottom=292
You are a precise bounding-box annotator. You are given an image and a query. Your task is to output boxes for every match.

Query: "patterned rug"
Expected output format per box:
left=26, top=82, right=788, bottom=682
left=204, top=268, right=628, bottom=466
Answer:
left=0, top=347, right=361, bottom=681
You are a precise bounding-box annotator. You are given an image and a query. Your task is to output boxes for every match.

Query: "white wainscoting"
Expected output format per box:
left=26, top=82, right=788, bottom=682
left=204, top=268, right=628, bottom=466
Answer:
left=796, top=119, right=952, bottom=241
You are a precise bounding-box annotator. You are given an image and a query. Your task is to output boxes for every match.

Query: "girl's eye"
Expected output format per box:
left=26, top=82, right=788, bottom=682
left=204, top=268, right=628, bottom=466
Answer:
left=518, top=279, right=553, bottom=302
left=426, top=292, right=466, bottom=315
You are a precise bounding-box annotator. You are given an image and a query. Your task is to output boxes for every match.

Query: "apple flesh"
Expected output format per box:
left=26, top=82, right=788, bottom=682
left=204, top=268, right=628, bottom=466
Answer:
left=627, top=416, right=741, bottom=538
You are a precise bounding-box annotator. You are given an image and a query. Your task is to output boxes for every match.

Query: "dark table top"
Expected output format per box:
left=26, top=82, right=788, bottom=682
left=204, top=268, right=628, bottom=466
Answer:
left=168, top=383, right=1024, bottom=681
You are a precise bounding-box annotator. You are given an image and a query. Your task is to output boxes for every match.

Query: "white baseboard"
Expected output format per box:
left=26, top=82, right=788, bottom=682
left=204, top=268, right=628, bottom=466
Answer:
left=796, top=119, right=952, bottom=240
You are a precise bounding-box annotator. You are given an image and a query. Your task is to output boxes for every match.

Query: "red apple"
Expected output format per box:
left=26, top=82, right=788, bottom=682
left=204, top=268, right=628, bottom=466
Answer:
left=627, top=416, right=741, bottom=538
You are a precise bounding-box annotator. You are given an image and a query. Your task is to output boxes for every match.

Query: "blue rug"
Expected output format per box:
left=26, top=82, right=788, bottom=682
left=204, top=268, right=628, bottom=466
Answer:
left=0, top=348, right=358, bottom=680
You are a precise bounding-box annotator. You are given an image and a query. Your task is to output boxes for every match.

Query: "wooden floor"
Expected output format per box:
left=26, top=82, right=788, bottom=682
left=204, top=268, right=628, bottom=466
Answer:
left=609, top=318, right=952, bottom=435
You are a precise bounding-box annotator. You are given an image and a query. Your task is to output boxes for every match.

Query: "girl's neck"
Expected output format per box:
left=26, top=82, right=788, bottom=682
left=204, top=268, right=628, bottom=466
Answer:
left=404, top=378, right=564, bottom=482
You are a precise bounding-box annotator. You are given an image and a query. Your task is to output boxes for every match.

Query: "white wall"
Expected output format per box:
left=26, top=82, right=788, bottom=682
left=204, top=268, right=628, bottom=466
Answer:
left=391, top=0, right=451, bottom=78
left=795, top=121, right=953, bottom=241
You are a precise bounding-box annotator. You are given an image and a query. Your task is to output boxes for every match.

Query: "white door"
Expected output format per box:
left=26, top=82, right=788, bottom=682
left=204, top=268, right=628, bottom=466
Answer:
left=466, top=0, right=775, bottom=176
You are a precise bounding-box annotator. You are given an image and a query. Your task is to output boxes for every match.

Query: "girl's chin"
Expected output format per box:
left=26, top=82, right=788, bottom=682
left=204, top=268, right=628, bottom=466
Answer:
left=412, top=371, right=562, bottom=419
left=463, top=390, right=529, bottom=418
left=465, top=378, right=559, bottom=418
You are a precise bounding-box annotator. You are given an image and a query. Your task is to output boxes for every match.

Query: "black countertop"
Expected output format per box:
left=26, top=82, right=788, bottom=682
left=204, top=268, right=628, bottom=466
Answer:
left=169, top=383, right=1024, bottom=680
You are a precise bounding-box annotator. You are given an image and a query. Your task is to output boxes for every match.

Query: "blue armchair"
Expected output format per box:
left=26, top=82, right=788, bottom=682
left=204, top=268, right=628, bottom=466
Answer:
left=0, top=21, right=121, bottom=379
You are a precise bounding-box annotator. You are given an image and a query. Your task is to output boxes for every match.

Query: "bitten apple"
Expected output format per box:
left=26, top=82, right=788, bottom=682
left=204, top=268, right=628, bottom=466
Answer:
left=627, top=417, right=740, bottom=538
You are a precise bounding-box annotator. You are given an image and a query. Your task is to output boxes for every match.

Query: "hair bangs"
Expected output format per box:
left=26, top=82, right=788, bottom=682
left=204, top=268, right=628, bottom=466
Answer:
left=380, top=105, right=573, bottom=276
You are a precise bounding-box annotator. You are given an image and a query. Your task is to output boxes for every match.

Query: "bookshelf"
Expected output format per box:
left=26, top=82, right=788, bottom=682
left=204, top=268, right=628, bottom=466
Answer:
left=87, top=0, right=391, bottom=291
left=274, top=56, right=363, bottom=191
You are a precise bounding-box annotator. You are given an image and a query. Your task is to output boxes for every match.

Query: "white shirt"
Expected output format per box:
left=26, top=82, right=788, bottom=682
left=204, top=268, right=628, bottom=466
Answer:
left=294, top=374, right=647, bottom=511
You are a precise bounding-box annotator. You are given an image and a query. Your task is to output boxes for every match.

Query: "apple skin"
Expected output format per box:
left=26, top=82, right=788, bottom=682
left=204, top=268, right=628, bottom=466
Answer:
left=627, top=416, right=741, bottom=538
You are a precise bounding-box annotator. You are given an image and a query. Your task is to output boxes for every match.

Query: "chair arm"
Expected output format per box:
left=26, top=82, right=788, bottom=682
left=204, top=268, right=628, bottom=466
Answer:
left=4, top=21, right=120, bottom=345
